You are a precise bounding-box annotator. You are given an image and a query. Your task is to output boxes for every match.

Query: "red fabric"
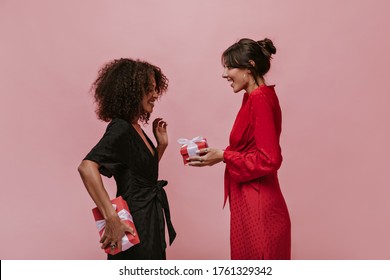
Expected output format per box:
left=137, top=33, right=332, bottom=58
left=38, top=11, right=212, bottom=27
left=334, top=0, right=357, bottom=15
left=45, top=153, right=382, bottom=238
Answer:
left=223, top=85, right=291, bottom=260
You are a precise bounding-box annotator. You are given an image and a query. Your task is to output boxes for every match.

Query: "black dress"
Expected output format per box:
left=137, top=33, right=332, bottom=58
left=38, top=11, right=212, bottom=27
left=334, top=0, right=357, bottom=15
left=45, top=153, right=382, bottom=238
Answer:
left=84, top=118, right=176, bottom=260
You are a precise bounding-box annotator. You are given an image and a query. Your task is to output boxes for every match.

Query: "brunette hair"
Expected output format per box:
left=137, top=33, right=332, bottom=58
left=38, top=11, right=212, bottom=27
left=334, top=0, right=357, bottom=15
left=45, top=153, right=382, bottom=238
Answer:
left=91, top=58, right=168, bottom=123
left=222, top=38, right=276, bottom=84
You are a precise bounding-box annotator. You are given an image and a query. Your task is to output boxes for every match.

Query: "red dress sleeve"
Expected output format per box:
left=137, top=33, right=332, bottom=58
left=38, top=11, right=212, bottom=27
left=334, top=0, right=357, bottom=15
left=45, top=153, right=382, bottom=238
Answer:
left=223, top=93, right=282, bottom=182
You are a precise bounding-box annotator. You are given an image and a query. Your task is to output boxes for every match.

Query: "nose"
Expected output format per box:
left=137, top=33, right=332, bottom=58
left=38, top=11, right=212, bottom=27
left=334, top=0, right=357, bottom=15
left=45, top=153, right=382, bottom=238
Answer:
left=222, top=68, right=228, bottom=78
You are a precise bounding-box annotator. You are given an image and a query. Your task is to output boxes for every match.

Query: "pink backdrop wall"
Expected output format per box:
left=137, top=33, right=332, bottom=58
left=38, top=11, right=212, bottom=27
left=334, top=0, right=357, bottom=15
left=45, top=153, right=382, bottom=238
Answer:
left=1, top=0, right=389, bottom=259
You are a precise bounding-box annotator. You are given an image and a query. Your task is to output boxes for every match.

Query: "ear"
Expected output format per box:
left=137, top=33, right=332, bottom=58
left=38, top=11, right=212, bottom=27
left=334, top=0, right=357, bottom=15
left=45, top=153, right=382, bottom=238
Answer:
left=249, top=60, right=256, bottom=67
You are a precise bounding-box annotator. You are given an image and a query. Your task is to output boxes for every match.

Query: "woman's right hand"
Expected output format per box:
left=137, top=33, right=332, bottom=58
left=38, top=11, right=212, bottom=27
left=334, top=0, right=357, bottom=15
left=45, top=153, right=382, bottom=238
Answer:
left=187, top=147, right=224, bottom=167
left=100, top=214, right=135, bottom=251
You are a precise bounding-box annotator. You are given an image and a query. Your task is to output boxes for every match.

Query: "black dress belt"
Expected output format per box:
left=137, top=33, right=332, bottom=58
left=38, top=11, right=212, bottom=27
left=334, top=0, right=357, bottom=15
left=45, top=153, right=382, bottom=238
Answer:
left=155, top=180, right=176, bottom=246
left=124, top=178, right=176, bottom=250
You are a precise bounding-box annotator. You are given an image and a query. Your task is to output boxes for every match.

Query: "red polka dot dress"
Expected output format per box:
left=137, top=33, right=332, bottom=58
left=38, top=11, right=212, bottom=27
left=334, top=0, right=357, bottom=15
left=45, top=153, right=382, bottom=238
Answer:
left=223, top=85, right=291, bottom=260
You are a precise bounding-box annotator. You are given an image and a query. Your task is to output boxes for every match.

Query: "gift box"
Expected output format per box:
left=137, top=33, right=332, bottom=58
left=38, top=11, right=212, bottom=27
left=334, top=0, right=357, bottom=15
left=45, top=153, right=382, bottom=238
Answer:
left=177, top=136, right=208, bottom=164
left=92, top=196, right=140, bottom=255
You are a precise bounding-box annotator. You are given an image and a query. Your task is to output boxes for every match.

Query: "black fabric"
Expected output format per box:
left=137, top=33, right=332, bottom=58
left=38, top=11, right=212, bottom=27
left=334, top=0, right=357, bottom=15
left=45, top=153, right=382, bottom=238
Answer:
left=84, top=118, right=176, bottom=260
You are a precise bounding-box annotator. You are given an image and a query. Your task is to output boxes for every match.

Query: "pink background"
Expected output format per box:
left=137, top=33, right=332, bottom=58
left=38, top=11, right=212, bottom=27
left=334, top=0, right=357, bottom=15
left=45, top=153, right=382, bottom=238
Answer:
left=1, top=0, right=389, bottom=260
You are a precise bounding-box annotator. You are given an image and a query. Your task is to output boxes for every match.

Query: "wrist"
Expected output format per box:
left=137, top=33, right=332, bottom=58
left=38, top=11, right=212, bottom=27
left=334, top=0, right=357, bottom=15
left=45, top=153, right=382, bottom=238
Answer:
left=103, top=209, right=118, bottom=221
left=157, top=143, right=168, bottom=148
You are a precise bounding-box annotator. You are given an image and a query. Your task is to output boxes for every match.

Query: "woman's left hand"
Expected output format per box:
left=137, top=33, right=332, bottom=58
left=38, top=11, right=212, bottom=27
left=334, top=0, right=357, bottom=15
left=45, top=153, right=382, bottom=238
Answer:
left=187, top=147, right=224, bottom=167
left=153, top=118, right=168, bottom=147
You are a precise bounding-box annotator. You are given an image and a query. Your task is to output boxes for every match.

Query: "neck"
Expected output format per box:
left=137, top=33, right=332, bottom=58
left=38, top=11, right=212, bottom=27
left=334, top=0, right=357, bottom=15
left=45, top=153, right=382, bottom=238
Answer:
left=132, top=122, right=141, bottom=129
left=247, top=77, right=265, bottom=94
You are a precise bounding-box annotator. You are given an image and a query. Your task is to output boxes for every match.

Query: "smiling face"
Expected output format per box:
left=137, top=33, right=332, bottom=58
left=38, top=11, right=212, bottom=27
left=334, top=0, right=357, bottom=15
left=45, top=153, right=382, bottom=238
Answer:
left=141, top=76, right=158, bottom=114
left=222, top=66, right=254, bottom=93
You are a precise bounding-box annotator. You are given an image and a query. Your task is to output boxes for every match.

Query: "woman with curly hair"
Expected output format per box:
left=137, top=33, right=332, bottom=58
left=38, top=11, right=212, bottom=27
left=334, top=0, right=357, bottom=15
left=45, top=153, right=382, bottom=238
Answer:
left=188, top=38, right=291, bottom=260
left=78, top=58, right=175, bottom=260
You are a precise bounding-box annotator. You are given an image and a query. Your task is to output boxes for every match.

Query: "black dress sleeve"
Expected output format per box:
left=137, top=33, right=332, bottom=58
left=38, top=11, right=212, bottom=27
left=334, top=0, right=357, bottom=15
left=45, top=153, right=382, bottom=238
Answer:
left=84, top=118, right=131, bottom=178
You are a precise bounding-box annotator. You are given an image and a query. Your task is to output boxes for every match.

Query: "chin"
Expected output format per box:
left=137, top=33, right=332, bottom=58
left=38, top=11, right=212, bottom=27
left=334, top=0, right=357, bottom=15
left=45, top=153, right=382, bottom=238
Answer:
left=143, top=105, right=154, bottom=114
left=231, top=85, right=241, bottom=93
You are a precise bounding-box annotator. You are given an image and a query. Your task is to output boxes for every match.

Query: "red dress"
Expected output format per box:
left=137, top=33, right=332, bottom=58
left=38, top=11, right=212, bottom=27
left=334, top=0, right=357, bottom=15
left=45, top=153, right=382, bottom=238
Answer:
left=223, top=85, right=291, bottom=260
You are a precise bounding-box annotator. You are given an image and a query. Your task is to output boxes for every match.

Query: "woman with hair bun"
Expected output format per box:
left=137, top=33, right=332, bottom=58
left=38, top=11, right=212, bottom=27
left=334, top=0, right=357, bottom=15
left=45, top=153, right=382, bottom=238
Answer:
left=188, top=38, right=291, bottom=260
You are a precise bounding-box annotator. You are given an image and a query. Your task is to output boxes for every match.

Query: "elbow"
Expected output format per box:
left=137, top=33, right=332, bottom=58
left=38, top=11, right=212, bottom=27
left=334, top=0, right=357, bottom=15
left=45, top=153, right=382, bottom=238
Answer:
left=78, top=160, right=92, bottom=178
left=259, top=149, right=283, bottom=172
left=77, top=161, right=86, bottom=176
left=266, top=153, right=282, bottom=173
left=272, top=153, right=283, bottom=171
left=78, top=160, right=100, bottom=177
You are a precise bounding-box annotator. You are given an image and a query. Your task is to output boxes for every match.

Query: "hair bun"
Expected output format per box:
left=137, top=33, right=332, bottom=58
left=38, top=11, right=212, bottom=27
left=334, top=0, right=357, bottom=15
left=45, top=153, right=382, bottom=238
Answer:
left=257, top=38, right=276, bottom=57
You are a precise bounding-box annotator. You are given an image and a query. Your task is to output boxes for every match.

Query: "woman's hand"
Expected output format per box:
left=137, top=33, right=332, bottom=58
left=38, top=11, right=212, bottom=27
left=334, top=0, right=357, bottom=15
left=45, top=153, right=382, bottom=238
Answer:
left=153, top=118, right=168, bottom=161
left=187, top=147, right=224, bottom=167
left=153, top=118, right=168, bottom=147
left=100, top=214, right=135, bottom=252
left=78, top=160, right=135, bottom=252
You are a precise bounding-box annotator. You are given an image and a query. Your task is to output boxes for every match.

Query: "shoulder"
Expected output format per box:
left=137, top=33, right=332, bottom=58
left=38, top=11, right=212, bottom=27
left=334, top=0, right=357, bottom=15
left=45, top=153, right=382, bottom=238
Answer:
left=106, top=118, right=131, bottom=132
left=104, top=118, right=132, bottom=138
left=249, top=85, right=276, bottom=106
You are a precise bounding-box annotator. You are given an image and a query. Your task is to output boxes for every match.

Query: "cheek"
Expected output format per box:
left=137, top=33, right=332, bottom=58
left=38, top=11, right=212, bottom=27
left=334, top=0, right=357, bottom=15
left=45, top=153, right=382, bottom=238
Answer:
left=141, top=98, right=148, bottom=109
left=142, top=94, right=150, bottom=103
left=232, top=71, right=244, bottom=81
left=235, top=74, right=245, bottom=84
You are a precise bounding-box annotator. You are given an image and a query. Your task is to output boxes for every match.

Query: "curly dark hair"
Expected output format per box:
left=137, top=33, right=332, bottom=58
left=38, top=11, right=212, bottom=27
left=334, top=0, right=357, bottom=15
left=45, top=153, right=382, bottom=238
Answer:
left=91, top=58, right=168, bottom=123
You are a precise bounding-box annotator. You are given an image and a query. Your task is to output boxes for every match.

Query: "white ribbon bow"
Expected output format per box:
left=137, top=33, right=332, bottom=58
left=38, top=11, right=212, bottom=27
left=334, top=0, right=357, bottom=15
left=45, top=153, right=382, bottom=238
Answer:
left=177, top=136, right=206, bottom=156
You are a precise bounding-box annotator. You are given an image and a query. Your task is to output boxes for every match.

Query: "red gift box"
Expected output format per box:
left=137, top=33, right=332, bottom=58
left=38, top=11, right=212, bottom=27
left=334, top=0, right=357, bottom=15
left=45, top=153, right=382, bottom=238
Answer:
left=92, top=196, right=140, bottom=255
left=178, top=136, right=208, bottom=164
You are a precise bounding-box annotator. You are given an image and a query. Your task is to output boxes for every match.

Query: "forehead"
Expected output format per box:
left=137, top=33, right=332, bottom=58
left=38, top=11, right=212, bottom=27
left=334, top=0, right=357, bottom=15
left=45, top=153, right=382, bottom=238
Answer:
left=222, top=55, right=238, bottom=67
left=222, top=56, right=228, bottom=66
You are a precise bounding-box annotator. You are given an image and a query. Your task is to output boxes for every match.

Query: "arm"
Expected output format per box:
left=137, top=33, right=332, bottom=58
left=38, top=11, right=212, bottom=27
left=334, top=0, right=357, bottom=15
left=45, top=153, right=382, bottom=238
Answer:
left=223, top=94, right=282, bottom=182
left=78, top=160, right=134, bottom=251
left=153, top=118, right=168, bottom=162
